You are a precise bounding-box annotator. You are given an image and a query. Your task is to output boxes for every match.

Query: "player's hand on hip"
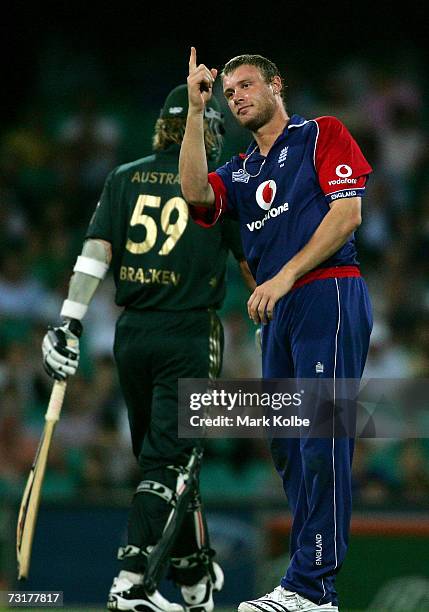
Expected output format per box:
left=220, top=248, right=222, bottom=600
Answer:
left=42, top=319, right=83, bottom=380
left=187, top=46, right=217, bottom=112
left=247, top=270, right=296, bottom=324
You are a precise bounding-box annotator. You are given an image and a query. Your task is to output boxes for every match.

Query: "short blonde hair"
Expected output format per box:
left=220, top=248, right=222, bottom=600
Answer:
left=222, top=54, right=286, bottom=100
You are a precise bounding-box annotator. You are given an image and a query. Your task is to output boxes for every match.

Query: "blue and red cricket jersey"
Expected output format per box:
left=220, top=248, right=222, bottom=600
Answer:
left=192, top=114, right=372, bottom=285
left=191, top=114, right=373, bottom=607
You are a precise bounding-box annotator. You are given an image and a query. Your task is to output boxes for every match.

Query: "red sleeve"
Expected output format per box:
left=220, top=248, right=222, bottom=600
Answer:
left=314, top=116, right=372, bottom=203
left=189, top=172, right=228, bottom=228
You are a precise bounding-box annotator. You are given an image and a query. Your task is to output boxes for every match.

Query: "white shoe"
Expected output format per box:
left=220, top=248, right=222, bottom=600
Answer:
left=238, top=586, right=338, bottom=612
left=181, top=562, right=224, bottom=612
left=107, top=575, right=184, bottom=611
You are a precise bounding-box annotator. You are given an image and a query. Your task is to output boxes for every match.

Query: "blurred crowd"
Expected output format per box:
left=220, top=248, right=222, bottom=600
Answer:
left=1, top=47, right=429, bottom=547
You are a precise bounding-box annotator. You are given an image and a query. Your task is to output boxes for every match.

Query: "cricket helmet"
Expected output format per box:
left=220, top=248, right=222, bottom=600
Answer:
left=160, top=84, right=225, bottom=161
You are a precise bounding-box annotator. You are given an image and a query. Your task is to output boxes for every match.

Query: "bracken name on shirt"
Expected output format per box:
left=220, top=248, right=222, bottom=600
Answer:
left=120, top=266, right=181, bottom=286
left=131, top=171, right=180, bottom=185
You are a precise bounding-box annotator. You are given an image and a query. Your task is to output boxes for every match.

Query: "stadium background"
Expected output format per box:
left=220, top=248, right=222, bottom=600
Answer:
left=0, top=2, right=428, bottom=610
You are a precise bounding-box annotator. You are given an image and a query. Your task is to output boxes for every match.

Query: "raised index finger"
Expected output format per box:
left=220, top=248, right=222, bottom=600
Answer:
left=189, top=46, right=197, bottom=73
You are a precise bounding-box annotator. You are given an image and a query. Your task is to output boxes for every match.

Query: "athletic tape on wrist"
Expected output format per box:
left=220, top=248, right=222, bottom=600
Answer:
left=73, top=255, right=109, bottom=279
left=60, top=299, right=88, bottom=320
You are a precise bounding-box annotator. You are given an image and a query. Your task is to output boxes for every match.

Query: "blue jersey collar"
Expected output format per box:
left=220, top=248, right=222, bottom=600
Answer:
left=287, top=113, right=308, bottom=129
left=244, top=113, right=308, bottom=156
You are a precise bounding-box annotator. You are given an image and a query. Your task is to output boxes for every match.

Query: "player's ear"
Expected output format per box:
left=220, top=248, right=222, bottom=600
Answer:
left=271, top=76, right=282, bottom=94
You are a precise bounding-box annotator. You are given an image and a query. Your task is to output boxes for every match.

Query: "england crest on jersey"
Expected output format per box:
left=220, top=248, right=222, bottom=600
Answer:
left=278, top=146, right=289, bottom=167
left=232, top=168, right=251, bottom=183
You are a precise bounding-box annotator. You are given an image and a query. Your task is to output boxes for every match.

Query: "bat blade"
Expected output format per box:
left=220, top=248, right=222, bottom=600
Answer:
left=16, top=423, right=55, bottom=579
left=16, top=380, right=66, bottom=580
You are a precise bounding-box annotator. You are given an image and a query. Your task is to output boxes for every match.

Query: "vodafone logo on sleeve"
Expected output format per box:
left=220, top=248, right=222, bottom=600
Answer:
left=256, top=180, right=277, bottom=210
left=336, top=164, right=352, bottom=177
left=328, top=164, right=357, bottom=186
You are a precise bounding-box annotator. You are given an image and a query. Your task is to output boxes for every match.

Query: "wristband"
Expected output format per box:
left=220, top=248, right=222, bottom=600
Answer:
left=60, top=299, right=88, bottom=320
left=73, top=255, right=109, bottom=279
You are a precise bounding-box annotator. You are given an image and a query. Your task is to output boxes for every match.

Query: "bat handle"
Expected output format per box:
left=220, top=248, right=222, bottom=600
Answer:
left=45, top=380, right=67, bottom=422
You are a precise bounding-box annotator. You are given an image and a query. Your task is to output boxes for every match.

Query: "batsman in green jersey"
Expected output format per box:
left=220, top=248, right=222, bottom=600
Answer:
left=42, top=85, right=254, bottom=612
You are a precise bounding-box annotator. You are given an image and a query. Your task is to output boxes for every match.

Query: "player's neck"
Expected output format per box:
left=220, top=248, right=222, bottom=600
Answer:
left=253, top=110, right=290, bottom=157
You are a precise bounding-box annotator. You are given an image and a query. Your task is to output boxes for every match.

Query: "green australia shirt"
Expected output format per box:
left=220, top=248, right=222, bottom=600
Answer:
left=86, top=145, right=245, bottom=311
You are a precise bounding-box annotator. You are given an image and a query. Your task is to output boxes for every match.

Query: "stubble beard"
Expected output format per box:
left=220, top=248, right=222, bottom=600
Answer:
left=237, top=100, right=276, bottom=133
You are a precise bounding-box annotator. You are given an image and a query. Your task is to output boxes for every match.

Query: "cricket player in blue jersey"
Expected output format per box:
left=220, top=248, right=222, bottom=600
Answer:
left=179, top=48, right=373, bottom=612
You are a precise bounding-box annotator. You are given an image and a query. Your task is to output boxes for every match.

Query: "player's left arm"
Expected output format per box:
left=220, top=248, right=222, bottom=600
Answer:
left=248, top=116, right=372, bottom=324
left=42, top=171, right=116, bottom=379
left=42, top=238, right=112, bottom=379
left=247, top=196, right=361, bottom=324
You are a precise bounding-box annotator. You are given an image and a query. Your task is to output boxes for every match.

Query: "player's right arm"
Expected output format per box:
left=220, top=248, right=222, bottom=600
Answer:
left=179, top=47, right=216, bottom=208
left=42, top=238, right=112, bottom=380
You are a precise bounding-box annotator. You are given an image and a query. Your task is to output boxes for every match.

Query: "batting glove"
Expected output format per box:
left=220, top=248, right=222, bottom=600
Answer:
left=42, top=319, right=83, bottom=380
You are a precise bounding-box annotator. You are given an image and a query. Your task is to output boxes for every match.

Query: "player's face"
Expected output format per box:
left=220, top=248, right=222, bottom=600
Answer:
left=223, top=65, right=277, bottom=132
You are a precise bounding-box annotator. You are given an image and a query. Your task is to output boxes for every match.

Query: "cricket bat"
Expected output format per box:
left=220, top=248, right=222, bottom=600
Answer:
left=16, top=380, right=67, bottom=580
